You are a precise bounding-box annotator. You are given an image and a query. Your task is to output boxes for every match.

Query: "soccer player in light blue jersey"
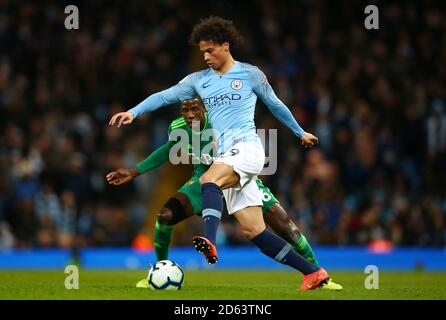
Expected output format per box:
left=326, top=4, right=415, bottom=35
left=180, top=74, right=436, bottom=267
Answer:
left=109, top=16, right=334, bottom=290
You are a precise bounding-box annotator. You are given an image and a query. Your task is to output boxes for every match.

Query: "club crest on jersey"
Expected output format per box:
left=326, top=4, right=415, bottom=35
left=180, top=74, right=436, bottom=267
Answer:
left=231, top=79, right=243, bottom=90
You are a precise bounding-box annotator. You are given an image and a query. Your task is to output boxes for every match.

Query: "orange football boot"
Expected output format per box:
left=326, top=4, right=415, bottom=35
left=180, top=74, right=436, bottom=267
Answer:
left=299, top=267, right=330, bottom=291
left=192, top=236, right=218, bottom=264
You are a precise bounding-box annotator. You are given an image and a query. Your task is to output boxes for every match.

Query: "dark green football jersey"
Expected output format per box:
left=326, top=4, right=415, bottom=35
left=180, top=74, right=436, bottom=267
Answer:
left=167, top=113, right=215, bottom=178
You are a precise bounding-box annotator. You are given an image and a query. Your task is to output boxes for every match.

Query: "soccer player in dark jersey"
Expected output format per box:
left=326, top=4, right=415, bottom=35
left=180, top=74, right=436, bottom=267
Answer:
left=107, top=98, right=342, bottom=290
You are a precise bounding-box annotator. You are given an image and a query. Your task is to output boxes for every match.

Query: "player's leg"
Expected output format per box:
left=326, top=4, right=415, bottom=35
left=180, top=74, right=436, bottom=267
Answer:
left=257, top=180, right=320, bottom=266
left=193, top=141, right=262, bottom=264
left=233, top=204, right=329, bottom=290
left=136, top=192, right=195, bottom=288
left=154, top=192, right=194, bottom=261
left=258, top=182, right=342, bottom=290
left=196, top=162, right=239, bottom=254
left=263, top=204, right=343, bottom=290
left=259, top=185, right=342, bottom=290
left=263, top=204, right=319, bottom=267
left=155, top=176, right=204, bottom=261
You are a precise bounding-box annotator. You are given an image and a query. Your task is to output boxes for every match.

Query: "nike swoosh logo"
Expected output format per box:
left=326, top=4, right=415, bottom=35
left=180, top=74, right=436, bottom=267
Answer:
left=202, top=84, right=211, bottom=88
left=307, top=279, right=318, bottom=288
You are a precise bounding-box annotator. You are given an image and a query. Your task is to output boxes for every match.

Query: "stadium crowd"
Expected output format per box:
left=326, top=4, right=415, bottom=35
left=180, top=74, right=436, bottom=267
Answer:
left=0, top=0, right=445, bottom=250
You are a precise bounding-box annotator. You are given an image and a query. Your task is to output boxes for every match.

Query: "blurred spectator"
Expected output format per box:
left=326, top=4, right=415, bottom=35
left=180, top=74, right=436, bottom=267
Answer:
left=0, top=222, right=14, bottom=250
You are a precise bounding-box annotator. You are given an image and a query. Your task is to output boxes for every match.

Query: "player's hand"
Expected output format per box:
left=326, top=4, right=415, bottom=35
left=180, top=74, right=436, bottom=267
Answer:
left=300, top=132, right=319, bottom=148
left=109, top=112, right=134, bottom=127
left=106, top=168, right=139, bottom=185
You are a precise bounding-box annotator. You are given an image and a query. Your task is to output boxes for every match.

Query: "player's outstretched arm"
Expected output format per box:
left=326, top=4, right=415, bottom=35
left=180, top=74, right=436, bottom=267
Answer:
left=106, top=141, right=172, bottom=186
left=135, top=141, right=172, bottom=173
left=109, top=74, right=198, bottom=127
left=106, top=167, right=140, bottom=185
left=251, top=67, right=318, bottom=148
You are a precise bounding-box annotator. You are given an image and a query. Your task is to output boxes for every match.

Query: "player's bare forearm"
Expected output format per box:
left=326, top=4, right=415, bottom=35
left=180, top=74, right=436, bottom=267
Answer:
left=105, top=167, right=140, bottom=185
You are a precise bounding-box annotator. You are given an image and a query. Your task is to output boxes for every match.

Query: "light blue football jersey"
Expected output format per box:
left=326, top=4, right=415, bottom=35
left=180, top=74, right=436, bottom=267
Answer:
left=128, top=61, right=305, bottom=154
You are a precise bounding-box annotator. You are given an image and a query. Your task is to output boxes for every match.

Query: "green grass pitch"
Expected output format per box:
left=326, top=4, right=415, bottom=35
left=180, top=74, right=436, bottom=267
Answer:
left=0, top=270, right=445, bottom=300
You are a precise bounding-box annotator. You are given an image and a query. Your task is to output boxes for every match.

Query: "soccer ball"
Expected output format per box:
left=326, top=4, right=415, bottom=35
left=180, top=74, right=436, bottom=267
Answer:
left=148, top=260, right=184, bottom=290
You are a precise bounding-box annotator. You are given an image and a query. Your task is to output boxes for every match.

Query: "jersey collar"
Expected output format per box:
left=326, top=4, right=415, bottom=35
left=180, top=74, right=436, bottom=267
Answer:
left=210, top=60, right=239, bottom=77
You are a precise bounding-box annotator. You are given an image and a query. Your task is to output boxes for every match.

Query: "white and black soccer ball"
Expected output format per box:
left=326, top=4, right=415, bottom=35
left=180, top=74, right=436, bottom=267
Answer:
left=148, top=260, right=184, bottom=290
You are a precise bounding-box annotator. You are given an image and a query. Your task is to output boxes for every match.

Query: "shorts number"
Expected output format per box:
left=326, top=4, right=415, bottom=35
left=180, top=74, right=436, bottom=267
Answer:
left=221, top=148, right=239, bottom=158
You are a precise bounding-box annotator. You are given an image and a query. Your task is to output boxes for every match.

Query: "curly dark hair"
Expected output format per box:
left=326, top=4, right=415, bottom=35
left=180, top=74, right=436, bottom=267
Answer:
left=189, top=16, right=243, bottom=48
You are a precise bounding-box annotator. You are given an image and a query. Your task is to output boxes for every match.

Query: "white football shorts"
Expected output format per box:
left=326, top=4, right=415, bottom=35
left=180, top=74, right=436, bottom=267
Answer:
left=214, top=141, right=265, bottom=214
